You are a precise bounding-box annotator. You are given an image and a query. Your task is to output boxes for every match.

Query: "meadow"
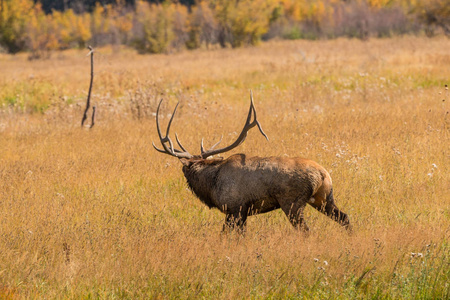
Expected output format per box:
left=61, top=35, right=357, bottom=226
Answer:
left=0, top=37, right=449, bottom=298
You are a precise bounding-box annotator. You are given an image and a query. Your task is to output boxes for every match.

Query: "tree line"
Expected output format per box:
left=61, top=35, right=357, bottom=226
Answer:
left=0, top=0, right=448, bottom=58
left=34, top=0, right=197, bottom=14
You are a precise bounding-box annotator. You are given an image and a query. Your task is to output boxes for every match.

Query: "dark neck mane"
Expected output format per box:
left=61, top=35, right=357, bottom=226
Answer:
left=182, top=160, right=221, bottom=209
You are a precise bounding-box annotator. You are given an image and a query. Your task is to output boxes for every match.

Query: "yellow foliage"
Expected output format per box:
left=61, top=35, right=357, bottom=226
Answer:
left=212, top=0, right=277, bottom=47
left=77, top=13, right=92, bottom=46
left=114, top=12, right=134, bottom=34
left=415, top=0, right=450, bottom=35
left=172, top=3, right=189, bottom=37
left=281, top=0, right=331, bottom=23
left=187, top=1, right=218, bottom=49
left=281, top=0, right=309, bottom=21
left=0, top=0, right=35, bottom=52
left=135, top=1, right=177, bottom=53
left=0, top=0, right=447, bottom=54
left=25, top=4, right=59, bottom=58
left=52, top=9, right=91, bottom=49
left=309, top=1, right=326, bottom=22
left=368, top=0, right=392, bottom=8
left=417, top=0, right=450, bottom=17
left=91, top=3, right=106, bottom=34
left=105, top=3, right=134, bottom=35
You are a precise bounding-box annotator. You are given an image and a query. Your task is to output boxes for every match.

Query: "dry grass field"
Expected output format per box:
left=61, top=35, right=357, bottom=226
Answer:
left=0, top=37, right=449, bottom=299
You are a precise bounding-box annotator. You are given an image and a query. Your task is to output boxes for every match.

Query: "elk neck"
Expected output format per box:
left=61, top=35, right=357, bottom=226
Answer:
left=181, top=158, right=223, bottom=209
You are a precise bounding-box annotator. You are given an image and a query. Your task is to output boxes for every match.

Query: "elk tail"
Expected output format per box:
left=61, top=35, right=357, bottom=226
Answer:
left=326, top=188, right=334, bottom=204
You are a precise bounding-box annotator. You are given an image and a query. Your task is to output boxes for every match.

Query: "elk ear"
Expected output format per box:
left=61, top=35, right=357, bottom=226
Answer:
left=179, top=158, right=191, bottom=167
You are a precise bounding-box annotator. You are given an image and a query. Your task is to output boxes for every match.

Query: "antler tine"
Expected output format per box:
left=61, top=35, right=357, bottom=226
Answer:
left=166, top=102, right=179, bottom=139
left=152, top=141, right=186, bottom=154
left=155, top=99, right=164, bottom=140
left=249, top=90, right=269, bottom=141
left=175, top=133, right=189, bottom=152
left=152, top=141, right=168, bottom=154
left=201, top=135, right=223, bottom=155
left=210, top=135, right=223, bottom=150
left=200, top=91, right=268, bottom=159
left=155, top=99, right=175, bottom=153
left=153, top=99, right=193, bottom=159
left=201, top=138, right=205, bottom=154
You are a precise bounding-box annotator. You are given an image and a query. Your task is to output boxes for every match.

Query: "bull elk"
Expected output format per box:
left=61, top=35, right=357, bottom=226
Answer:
left=153, top=93, right=351, bottom=232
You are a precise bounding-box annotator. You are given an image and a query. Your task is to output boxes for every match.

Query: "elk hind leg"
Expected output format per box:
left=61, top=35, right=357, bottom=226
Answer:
left=311, top=188, right=351, bottom=230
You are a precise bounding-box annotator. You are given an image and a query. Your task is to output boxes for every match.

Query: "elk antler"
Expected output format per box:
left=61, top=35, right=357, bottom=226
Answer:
left=152, top=100, right=194, bottom=159
left=200, top=90, right=269, bottom=159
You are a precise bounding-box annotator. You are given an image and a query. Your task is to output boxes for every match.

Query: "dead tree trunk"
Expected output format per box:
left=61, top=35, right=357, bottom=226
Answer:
left=81, top=46, right=96, bottom=128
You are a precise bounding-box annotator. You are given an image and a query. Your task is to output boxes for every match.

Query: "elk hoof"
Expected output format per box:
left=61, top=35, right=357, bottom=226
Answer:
left=345, top=224, right=353, bottom=235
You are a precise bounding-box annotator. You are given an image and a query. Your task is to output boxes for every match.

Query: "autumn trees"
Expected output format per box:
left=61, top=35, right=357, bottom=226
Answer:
left=0, top=0, right=448, bottom=56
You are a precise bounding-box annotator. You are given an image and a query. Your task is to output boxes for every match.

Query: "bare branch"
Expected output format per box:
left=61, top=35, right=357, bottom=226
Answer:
left=82, top=45, right=95, bottom=128
left=90, top=105, right=96, bottom=128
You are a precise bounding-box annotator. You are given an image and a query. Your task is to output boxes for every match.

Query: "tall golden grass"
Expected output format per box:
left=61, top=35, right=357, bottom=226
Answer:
left=0, top=37, right=449, bottom=298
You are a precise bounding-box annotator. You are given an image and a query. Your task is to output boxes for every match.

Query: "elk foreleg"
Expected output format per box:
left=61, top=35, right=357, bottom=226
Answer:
left=223, top=206, right=248, bottom=233
left=280, top=200, right=309, bottom=232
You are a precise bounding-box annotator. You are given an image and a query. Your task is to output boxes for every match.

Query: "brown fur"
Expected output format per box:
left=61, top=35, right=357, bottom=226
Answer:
left=180, top=154, right=351, bottom=232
